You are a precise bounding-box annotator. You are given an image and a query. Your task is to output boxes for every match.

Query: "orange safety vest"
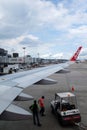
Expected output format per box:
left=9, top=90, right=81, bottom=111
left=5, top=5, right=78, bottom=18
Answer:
left=38, top=98, right=44, bottom=107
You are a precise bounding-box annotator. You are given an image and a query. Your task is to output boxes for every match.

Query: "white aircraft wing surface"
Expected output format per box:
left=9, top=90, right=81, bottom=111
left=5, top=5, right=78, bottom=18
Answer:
left=0, top=46, right=82, bottom=120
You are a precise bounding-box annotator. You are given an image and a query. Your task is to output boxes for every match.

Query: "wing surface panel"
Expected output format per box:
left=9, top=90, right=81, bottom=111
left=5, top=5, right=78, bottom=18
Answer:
left=13, top=65, right=63, bottom=88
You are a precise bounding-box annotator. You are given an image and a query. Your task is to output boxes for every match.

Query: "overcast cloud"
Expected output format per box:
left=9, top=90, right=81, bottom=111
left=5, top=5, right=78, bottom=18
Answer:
left=0, top=0, right=87, bottom=59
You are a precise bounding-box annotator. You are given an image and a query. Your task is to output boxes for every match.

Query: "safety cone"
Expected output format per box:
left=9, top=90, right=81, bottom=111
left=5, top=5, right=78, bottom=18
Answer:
left=71, top=86, right=75, bottom=92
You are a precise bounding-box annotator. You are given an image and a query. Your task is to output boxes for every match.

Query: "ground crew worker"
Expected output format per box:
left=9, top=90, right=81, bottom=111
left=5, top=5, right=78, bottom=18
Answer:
left=9, top=68, right=13, bottom=74
left=38, top=96, right=45, bottom=116
left=29, top=100, right=41, bottom=126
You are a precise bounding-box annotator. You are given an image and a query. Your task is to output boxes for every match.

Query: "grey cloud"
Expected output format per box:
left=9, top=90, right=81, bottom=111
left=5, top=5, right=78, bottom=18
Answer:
left=80, top=52, right=87, bottom=56
left=19, top=37, right=42, bottom=47
left=0, top=1, right=36, bottom=39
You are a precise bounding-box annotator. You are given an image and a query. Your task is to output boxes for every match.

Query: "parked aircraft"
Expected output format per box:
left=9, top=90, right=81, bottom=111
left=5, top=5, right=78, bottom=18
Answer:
left=0, top=46, right=82, bottom=120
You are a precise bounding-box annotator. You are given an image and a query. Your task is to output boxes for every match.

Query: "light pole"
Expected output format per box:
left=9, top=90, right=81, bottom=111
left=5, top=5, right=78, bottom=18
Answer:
left=49, top=54, right=52, bottom=63
left=37, top=53, right=40, bottom=63
left=23, top=47, right=26, bottom=64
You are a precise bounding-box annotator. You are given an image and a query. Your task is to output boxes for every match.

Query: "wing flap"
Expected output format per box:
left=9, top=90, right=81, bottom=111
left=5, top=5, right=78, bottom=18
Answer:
left=0, top=85, right=22, bottom=114
left=35, top=78, right=57, bottom=85
left=0, top=80, right=18, bottom=87
left=15, top=93, right=34, bottom=101
left=0, top=104, right=32, bottom=120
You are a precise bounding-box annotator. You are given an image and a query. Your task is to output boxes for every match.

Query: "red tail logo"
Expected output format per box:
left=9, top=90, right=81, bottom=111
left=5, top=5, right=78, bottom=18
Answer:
left=70, top=46, right=82, bottom=61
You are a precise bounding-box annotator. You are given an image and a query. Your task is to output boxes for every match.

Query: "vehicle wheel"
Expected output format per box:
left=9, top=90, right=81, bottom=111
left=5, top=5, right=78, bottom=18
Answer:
left=59, top=118, right=66, bottom=126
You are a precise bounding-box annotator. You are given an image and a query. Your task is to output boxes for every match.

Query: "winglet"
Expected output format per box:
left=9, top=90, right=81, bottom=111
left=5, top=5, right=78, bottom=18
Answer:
left=70, top=46, right=82, bottom=61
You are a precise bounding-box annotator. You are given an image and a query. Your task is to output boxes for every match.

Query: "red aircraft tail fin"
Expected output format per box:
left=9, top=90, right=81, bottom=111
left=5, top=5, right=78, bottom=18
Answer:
left=70, top=46, right=82, bottom=61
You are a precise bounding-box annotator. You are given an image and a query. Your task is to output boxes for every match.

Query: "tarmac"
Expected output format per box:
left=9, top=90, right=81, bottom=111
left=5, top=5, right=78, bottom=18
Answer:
left=0, top=62, right=87, bottom=130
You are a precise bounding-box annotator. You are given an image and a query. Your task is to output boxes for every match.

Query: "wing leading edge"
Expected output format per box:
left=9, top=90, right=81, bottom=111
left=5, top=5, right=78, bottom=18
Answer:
left=0, top=46, right=82, bottom=120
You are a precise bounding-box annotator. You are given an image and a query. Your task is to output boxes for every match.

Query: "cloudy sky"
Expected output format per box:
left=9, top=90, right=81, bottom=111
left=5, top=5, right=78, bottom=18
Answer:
left=0, top=0, right=87, bottom=59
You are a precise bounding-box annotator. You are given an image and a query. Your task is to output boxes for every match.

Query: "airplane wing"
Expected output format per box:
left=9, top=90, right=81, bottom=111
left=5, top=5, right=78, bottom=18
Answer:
left=0, top=46, right=82, bottom=120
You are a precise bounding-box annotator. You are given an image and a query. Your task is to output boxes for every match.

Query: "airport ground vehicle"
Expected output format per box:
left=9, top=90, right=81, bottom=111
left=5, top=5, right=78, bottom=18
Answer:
left=0, top=64, right=19, bottom=74
left=51, top=92, right=81, bottom=125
